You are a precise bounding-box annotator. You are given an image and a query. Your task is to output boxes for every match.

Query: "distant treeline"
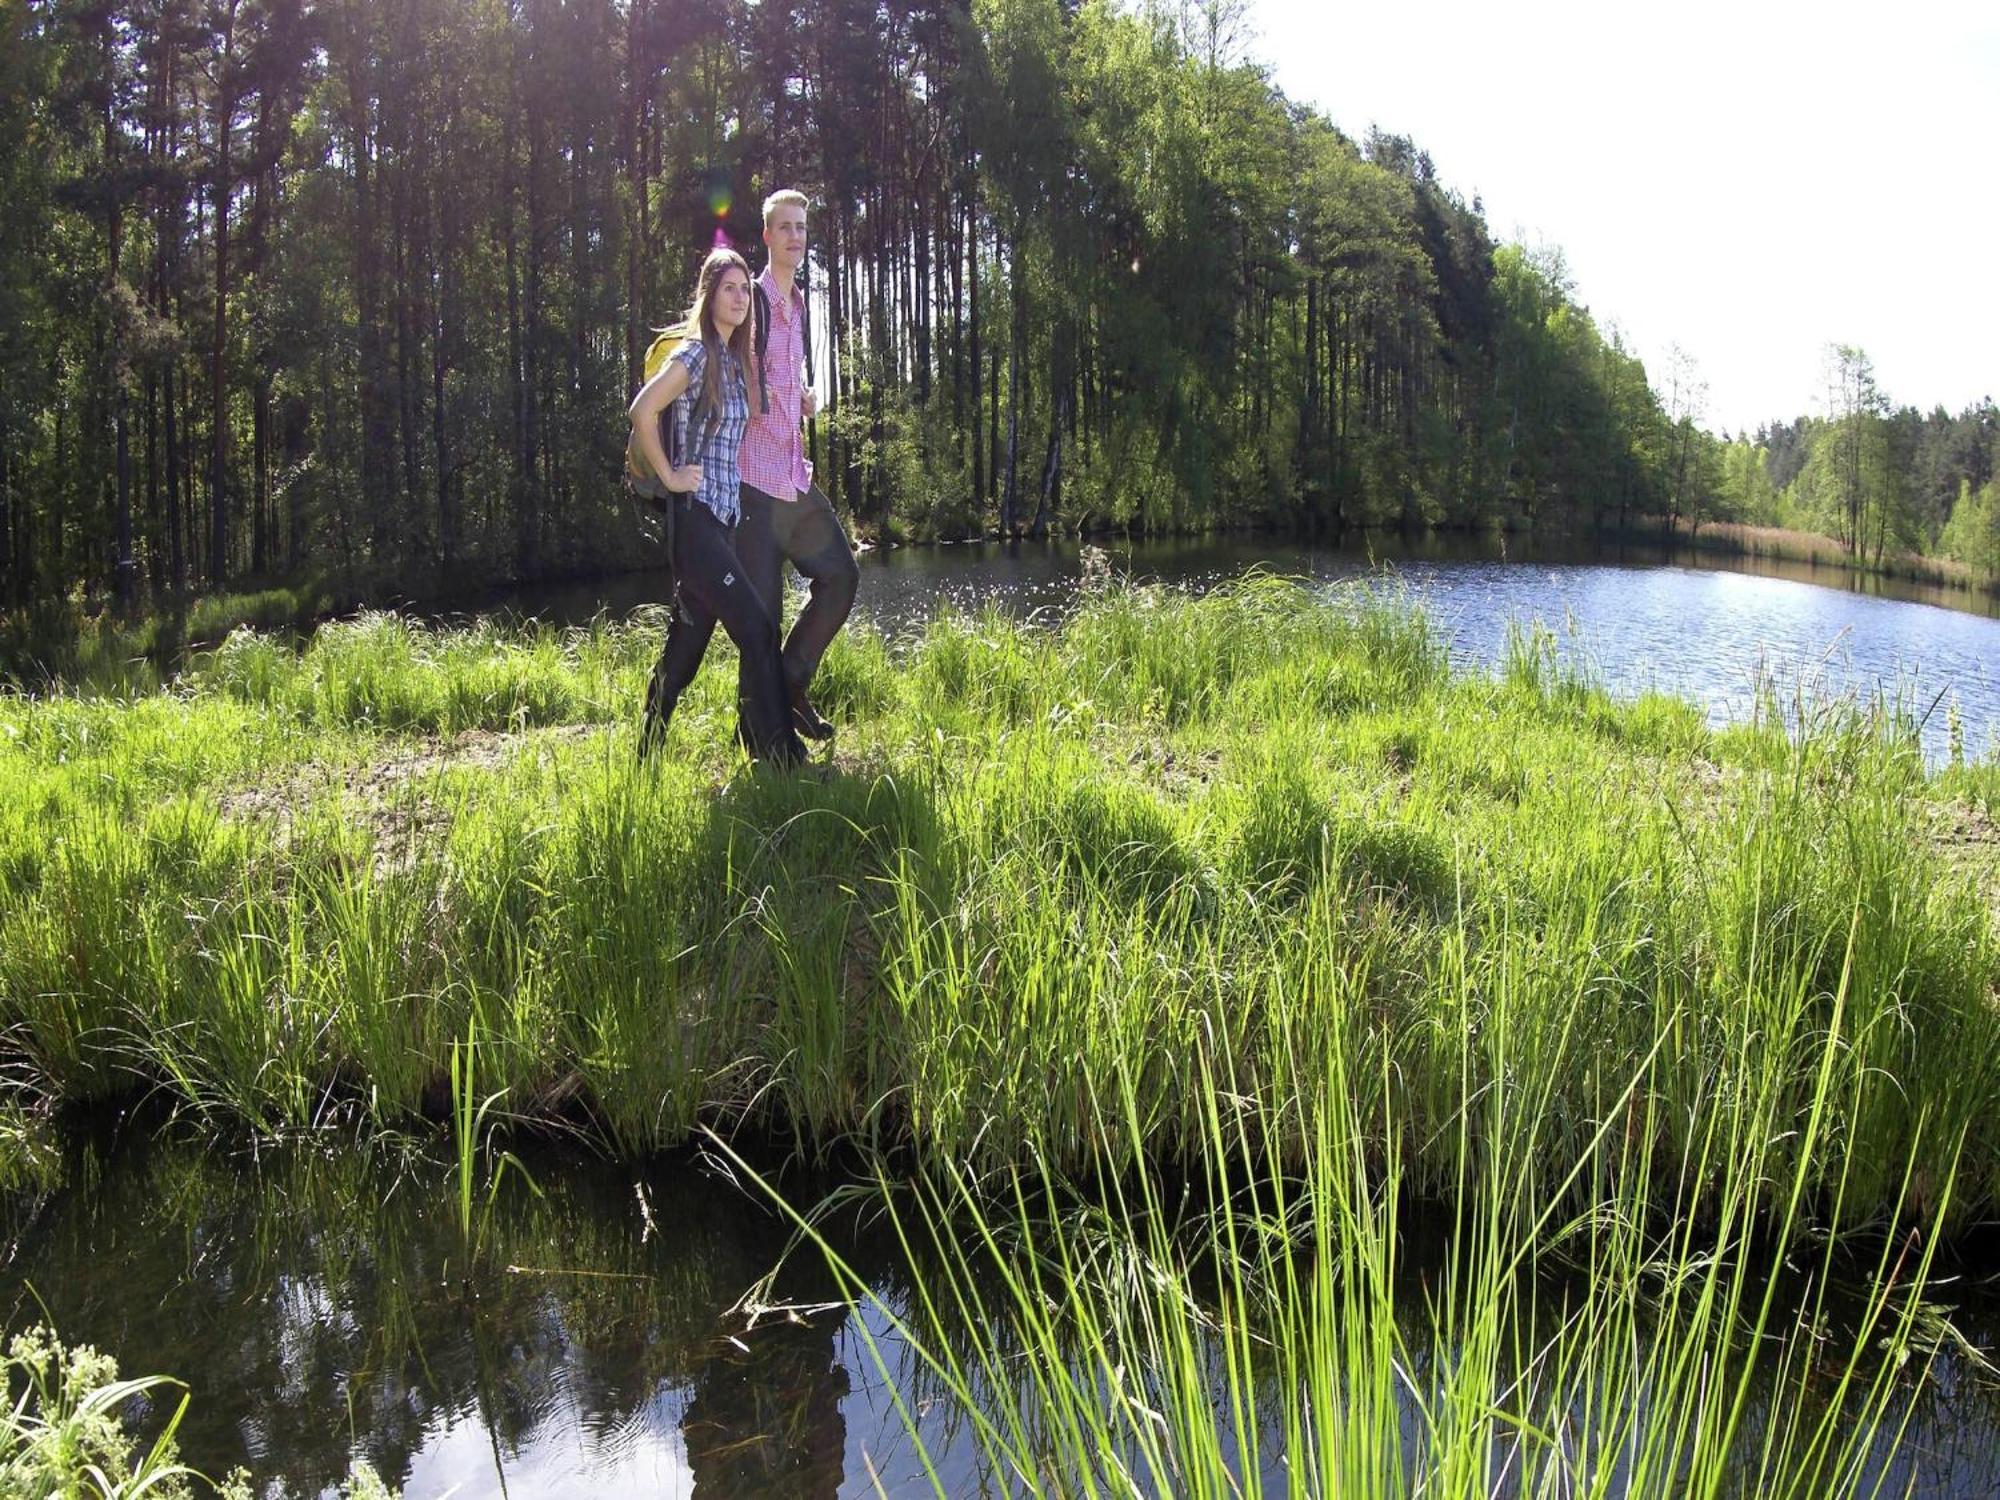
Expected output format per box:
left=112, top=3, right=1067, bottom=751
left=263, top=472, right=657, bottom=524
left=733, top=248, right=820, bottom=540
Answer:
left=2, top=0, right=1994, bottom=612
left=1715, top=357, right=1998, bottom=578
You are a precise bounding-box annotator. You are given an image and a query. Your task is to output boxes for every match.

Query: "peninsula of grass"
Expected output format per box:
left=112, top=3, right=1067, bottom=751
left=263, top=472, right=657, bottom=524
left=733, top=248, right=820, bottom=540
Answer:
left=0, top=576, right=1992, bottom=1226
left=5, top=576, right=2000, bottom=1494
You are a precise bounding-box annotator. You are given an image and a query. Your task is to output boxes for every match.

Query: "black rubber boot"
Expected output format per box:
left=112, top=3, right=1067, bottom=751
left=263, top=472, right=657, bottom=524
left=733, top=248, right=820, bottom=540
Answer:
left=638, top=655, right=677, bottom=762
left=791, top=684, right=836, bottom=741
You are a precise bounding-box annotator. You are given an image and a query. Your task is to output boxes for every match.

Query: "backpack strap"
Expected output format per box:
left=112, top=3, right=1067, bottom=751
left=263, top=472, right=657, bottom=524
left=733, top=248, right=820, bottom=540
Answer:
left=680, top=340, right=740, bottom=466
left=751, top=273, right=813, bottom=412
left=753, top=283, right=773, bottom=415
left=798, top=266, right=814, bottom=374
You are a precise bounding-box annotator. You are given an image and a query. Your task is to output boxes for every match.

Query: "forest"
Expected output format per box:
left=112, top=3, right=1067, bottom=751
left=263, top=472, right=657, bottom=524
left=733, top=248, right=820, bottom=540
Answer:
left=3, top=0, right=1995, bottom=612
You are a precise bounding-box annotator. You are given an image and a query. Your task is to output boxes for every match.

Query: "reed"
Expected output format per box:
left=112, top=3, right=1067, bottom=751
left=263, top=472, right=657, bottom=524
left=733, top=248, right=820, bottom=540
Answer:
left=738, top=916, right=1958, bottom=1496
left=0, top=579, right=1991, bottom=1244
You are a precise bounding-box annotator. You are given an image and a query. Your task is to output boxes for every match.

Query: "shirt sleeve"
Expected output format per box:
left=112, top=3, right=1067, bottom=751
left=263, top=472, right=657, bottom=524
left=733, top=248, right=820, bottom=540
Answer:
left=670, top=338, right=706, bottom=385
left=669, top=340, right=707, bottom=458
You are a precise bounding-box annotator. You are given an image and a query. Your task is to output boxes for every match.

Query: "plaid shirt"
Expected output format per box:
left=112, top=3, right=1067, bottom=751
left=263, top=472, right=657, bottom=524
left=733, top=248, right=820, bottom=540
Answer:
left=739, top=267, right=814, bottom=500
left=670, top=339, right=749, bottom=525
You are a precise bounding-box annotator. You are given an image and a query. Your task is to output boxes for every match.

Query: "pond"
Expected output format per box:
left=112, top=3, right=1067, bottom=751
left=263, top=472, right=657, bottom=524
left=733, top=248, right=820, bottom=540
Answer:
left=1, top=1134, right=986, bottom=1498
left=6, top=1133, right=2000, bottom=1497
left=502, top=531, right=2000, bottom=768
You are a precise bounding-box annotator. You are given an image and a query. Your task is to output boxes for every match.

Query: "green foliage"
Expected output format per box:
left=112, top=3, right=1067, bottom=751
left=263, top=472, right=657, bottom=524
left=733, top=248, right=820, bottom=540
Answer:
left=26, top=0, right=1955, bottom=619
left=0, top=584, right=1994, bottom=1241
left=1938, top=476, right=2000, bottom=577
left=0, top=1325, right=400, bottom=1499
left=0, top=1327, right=214, bottom=1500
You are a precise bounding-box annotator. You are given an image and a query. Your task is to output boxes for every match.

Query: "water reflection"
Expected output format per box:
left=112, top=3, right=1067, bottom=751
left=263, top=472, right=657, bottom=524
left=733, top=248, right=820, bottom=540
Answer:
left=0, top=1135, right=967, bottom=1498
left=3, top=1135, right=1999, bottom=1496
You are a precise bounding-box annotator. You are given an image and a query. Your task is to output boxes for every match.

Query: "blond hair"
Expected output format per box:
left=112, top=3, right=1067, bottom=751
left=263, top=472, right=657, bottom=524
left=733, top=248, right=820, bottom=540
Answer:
left=762, top=189, right=809, bottom=226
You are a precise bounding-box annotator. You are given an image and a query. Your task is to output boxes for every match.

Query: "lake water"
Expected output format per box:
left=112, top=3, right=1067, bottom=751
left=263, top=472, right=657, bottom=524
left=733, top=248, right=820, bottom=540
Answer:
left=1, top=1135, right=995, bottom=1499
left=505, top=532, right=2000, bottom=766
left=7, top=1134, right=2000, bottom=1498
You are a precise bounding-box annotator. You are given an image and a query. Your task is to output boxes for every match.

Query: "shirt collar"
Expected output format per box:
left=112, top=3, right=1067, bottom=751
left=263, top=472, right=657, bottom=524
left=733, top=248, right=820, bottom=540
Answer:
left=758, top=265, right=801, bottom=323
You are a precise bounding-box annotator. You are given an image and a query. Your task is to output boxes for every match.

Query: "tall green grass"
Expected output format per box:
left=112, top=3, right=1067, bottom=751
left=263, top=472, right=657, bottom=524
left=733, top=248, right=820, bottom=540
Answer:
left=748, top=889, right=1965, bottom=1494
left=0, top=579, right=1992, bottom=1233
left=2, top=578, right=1994, bottom=1493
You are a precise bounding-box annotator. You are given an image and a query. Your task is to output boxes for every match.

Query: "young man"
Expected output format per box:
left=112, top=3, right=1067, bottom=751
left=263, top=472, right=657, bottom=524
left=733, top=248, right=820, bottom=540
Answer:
left=735, top=188, right=859, bottom=742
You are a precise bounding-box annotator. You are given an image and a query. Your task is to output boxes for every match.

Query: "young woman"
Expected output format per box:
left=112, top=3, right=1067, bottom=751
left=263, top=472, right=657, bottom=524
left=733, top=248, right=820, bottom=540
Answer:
left=629, top=248, right=806, bottom=766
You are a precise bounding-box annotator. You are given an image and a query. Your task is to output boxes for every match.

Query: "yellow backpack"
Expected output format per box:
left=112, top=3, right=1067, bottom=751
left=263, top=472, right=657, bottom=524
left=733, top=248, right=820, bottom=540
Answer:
left=625, top=324, right=692, bottom=489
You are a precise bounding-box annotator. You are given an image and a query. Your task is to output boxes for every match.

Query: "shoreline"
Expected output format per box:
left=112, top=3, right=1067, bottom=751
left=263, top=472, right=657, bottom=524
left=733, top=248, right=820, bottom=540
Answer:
left=3, top=584, right=1995, bottom=1228
left=8, top=515, right=1999, bottom=694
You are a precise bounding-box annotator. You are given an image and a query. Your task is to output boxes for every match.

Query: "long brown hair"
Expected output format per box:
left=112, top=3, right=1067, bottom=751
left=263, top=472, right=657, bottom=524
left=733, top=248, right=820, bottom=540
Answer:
left=684, top=247, right=754, bottom=447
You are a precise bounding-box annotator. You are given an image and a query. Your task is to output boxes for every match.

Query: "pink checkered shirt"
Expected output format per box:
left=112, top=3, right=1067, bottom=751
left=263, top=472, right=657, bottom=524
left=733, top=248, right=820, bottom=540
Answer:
left=740, top=267, right=814, bottom=500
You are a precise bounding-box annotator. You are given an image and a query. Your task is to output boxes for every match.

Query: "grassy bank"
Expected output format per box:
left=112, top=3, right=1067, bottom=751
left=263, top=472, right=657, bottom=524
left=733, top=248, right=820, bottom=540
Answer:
left=1631, top=517, right=1999, bottom=598
left=4, top=578, right=1998, bottom=1492
left=1, top=578, right=1994, bottom=1226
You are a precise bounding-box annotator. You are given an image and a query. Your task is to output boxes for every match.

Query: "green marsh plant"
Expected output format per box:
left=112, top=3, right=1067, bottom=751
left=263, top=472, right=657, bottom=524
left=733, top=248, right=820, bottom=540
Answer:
left=0, top=1326, right=217, bottom=1499
left=0, top=577, right=1993, bottom=1493
left=448, top=997, right=539, bottom=1256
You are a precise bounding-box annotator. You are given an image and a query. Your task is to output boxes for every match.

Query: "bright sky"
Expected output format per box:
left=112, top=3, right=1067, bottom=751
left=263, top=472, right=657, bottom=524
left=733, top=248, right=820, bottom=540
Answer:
left=1248, top=0, right=2000, bottom=436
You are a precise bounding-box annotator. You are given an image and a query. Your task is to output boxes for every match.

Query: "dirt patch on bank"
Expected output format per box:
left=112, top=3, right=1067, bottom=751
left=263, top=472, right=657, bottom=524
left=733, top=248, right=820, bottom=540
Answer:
left=1924, top=798, right=2000, bottom=925
left=219, top=724, right=602, bottom=873
left=217, top=725, right=886, bottom=874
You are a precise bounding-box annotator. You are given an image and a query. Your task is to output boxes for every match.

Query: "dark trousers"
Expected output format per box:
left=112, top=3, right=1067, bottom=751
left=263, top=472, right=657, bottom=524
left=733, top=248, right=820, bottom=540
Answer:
left=734, top=481, right=859, bottom=705
left=645, top=496, right=804, bottom=763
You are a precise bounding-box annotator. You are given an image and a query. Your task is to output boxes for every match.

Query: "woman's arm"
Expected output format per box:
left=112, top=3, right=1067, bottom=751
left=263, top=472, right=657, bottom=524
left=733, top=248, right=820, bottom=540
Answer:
left=628, top=358, right=705, bottom=493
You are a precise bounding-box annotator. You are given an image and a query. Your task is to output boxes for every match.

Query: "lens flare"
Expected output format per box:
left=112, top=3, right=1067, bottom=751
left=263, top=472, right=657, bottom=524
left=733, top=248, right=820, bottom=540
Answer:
left=707, top=183, right=733, bottom=219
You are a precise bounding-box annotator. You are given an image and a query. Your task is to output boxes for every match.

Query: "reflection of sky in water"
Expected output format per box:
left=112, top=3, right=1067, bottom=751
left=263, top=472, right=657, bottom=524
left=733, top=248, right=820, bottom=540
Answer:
left=401, top=1397, right=694, bottom=1499
left=1399, top=562, right=2000, bottom=760
left=385, top=1305, right=989, bottom=1499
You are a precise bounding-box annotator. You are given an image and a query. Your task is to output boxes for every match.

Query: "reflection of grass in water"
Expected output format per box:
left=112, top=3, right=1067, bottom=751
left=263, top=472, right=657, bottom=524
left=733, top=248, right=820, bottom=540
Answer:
left=1, top=1138, right=855, bottom=1495
left=0, top=579, right=343, bottom=697
left=743, top=996, right=1959, bottom=1497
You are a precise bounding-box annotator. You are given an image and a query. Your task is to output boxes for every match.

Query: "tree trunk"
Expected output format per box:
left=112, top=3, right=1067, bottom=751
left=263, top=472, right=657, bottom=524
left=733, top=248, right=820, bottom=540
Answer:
left=622, top=0, right=645, bottom=391
left=165, top=357, right=185, bottom=595
left=252, top=367, right=270, bottom=575
left=1031, top=392, right=1063, bottom=539
left=967, top=196, right=982, bottom=505
left=504, top=48, right=539, bottom=579
left=434, top=111, right=459, bottom=573
left=105, top=82, right=136, bottom=611
left=0, top=426, right=12, bottom=603
left=144, top=371, right=162, bottom=591
left=1001, top=256, right=1022, bottom=541
left=208, top=4, right=240, bottom=587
